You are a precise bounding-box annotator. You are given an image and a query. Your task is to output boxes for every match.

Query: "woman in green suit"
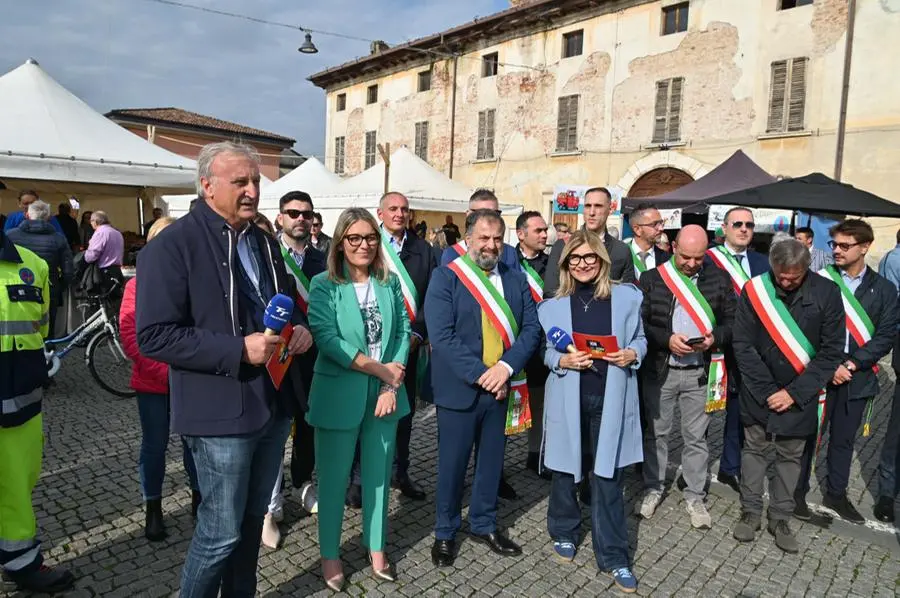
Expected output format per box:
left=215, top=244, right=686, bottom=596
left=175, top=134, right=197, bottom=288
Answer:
left=307, top=207, right=411, bottom=591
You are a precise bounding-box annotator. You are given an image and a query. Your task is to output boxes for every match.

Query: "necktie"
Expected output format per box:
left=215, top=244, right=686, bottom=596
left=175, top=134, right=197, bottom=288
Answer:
left=639, top=251, right=650, bottom=267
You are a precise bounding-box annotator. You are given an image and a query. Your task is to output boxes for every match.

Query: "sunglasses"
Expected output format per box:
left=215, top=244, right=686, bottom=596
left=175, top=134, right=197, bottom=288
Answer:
left=729, top=221, right=755, bottom=230
left=828, top=240, right=862, bottom=251
left=566, top=253, right=600, bottom=266
left=281, top=209, right=315, bottom=220
left=345, top=234, right=380, bottom=248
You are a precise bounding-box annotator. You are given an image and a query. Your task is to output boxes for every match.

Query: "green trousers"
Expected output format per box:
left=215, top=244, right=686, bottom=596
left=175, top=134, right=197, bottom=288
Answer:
left=0, top=414, right=42, bottom=572
left=314, top=382, right=397, bottom=559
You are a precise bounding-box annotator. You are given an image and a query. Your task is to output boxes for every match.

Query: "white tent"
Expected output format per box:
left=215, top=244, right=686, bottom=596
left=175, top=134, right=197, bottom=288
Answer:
left=258, top=157, right=341, bottom=219
left=0, top=59, right=195, bottom=188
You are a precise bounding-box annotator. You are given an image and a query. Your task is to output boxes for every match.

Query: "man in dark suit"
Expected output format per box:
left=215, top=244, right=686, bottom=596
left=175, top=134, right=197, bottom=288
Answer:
left=425, top=209, right=541, bottom=567
left=705, top=206, right=770, bottom=493
left=370, top=191, right=436, bottom=500
left=272, top=191, right=327, bottom=541
left=626, top=202, right=670, bottom=281
left=731, top=239, right=844, bottom=554
left=794, top=220, right=898, bottom=524
left=544, top=187, right=635, bottom=297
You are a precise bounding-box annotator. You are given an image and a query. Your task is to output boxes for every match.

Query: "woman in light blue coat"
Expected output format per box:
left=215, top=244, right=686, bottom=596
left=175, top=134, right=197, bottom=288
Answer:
left=538, top=230, right=646, bottom=594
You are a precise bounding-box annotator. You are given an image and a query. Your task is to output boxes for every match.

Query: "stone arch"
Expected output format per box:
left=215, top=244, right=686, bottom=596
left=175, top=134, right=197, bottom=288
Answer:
left=628, top=168, right=695, bottom=198
left=616, top=151, right=712, bottom=196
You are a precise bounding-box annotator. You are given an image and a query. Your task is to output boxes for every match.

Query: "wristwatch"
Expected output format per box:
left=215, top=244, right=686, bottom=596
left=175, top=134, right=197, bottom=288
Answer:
left=843, top=360, right=857, bottom=372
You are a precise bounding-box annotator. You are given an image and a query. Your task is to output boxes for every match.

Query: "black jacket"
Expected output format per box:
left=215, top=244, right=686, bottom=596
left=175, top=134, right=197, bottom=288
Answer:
left=57, top=213, right=81, bottom=249
left=543, top=231, right=635, bottom=298
left=518, top=244, right=550, bottom=386
left=136, top=200, right=308, bottom=436
left=397, top=233, right=437, bottom=340
left=7, top=220, right=74, bottom=304
left=733, top=273, right=844, bottom=437
left=639, top=265, right=735, bottom=380
left=830, top=267, right=899, bottom=400
left=292, top=244, right=327, bottom=411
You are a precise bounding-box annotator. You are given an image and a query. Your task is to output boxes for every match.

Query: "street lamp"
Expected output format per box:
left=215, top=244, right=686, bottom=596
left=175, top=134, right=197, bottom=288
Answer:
left=298, top=32, right=318, bottom=54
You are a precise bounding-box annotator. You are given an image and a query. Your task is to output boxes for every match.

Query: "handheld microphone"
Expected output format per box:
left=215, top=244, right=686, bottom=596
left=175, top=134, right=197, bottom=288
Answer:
left=547, top=326, right=600, bottom=374
left=263, top=294, right=295, bottom=336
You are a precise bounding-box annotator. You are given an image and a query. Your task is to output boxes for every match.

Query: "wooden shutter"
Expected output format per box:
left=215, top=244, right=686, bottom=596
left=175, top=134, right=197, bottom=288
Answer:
left=668, top=77, right=683, bottom=142
left=787, top=57, right=807, bottom=131
left=556, top=96, right=579, bottom=151
left=767, top=60, right=788, bottom=132
left=485, top=109, right=495, bottom=158
left=477, top=111, right=486, bottom=159
left=415, top=122, right=428, bottom=160
left=653, top=80, right=670, bottom=143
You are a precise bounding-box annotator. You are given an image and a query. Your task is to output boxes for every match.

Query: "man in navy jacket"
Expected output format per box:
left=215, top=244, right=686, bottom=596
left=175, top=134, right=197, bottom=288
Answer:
left=137, top=142, right=312, bottom=597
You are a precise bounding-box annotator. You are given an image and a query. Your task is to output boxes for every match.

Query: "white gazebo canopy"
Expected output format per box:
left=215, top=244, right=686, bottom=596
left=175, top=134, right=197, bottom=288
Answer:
left=260, top=157, right=341, bottom=206
left=0, top=59, right=195, bottom=188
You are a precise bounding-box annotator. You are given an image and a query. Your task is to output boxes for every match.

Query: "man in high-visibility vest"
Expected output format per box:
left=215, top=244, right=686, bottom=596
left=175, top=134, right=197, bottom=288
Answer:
left=0, top=228, right=75, bottom=592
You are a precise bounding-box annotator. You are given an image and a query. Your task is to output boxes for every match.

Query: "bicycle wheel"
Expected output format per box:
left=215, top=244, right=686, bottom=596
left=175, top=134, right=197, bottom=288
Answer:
left=86, top=329, right=135, bottom=398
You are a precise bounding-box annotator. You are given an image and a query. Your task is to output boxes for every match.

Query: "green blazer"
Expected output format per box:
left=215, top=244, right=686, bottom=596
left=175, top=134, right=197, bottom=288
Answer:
left=306, top=270, right=411, bottom=430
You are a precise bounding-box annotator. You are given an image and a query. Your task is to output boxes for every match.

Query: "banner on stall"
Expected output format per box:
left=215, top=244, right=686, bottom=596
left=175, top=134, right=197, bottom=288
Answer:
left=707, top=205, right=793, bottom=234
left=552, top=185, right=622, bottom=216
left=659, top=208, right=682, bottom=229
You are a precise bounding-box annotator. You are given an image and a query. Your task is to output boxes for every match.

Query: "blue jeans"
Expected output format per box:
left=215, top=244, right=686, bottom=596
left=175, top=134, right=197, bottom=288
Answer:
left=179, top=415, right=292, bottom=598
left=136, top=393, right=198, bottom=500
left=878, top=382, right=900, bottom=499
left=547, top=393, right=630, bottom=571
left=719, top=390, right=744, bottom=476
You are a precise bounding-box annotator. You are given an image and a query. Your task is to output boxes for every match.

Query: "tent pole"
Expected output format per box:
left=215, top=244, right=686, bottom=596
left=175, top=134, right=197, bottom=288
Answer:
left=377, top=142, right=391, bottom=193
left=834, top=0, right=857, bottom=181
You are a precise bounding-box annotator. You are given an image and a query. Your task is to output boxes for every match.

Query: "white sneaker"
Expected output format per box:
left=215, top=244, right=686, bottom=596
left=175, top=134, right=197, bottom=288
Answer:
left=301, top=482, right=319, bottom=515
left=270, top=507, right=284, bottom=523
left=686, top=499, right=712, bottom=529
left=636, top=491, right=663, bottom=519
left=261, top=513, right=281, bottom=549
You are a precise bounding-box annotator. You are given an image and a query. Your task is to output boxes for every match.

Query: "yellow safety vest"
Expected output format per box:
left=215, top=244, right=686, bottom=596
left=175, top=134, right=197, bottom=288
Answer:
left=0, top=244, right=49, bottom=352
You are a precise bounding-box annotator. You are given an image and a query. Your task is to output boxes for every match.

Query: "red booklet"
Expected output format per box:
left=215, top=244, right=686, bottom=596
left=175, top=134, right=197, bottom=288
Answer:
left=265, top=327, right=294, bottom=390
left=572, top=332, right=619, bottom=358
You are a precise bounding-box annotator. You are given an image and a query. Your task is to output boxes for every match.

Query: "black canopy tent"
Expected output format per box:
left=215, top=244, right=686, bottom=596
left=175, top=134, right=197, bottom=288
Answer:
left=622, top=150, right=776, bottom=213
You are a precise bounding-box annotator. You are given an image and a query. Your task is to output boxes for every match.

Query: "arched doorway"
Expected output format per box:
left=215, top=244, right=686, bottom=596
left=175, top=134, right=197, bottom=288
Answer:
left=627, top=167, right=694, bottom=198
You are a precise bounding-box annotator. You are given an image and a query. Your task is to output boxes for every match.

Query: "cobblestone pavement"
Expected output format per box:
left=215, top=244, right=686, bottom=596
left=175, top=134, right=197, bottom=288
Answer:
left=3, top=353, right=900, bottom=597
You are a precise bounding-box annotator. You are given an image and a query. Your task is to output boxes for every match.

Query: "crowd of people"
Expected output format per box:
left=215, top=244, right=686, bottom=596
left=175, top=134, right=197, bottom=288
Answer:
left=2, top=140, right=900, bottom=596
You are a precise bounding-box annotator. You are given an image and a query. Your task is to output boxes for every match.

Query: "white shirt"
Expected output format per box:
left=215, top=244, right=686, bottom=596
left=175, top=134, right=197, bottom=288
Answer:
left=724, top=242, right=752, bottom=277
left=629, top=238, right=657, bottom=277
left=483, top=265, right=514, bottom=377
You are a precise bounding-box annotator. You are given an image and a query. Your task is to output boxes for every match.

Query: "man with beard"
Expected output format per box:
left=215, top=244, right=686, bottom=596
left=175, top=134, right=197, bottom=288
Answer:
left=259, top=191, right=327, bottom=549
left=426, top=209, right=541, bottom=567
left=544, top=187, right=634, bottom=297
left=626, top=203, right=669, bottom=281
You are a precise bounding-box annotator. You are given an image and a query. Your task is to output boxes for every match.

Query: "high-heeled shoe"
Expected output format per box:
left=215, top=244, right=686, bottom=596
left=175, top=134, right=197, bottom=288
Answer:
left=366, top=552, right=397, bottom=582
left=321, top=560, right=345, bottom=592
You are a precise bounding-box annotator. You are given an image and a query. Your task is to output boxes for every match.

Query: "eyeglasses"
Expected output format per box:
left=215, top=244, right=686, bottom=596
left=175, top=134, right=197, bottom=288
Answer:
left=828, top=240, right=862, bottom=251
left=637, top=220, right=665, bottom=229
left=729, top=221, right=755, bottom=230
left=281, top=209, right=315, bottom=220
left=566, top=253, right=600, bottom=266
left=344, top=234, right=380, bottom=248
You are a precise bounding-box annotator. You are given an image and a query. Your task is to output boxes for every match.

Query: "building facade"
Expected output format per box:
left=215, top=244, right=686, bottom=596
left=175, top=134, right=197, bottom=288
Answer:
left=310, top=0, right=900, bottom=254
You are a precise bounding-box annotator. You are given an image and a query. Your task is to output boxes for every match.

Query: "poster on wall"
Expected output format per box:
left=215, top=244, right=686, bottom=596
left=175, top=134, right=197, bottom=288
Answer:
left=659, top=208, right=682, bottom=229
left=707, top=205, right=793, bottom=234
left=552, top=185, right=622, bottom=215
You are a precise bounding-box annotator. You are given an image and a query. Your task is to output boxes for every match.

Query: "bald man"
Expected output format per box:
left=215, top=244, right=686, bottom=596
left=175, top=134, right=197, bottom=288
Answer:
left=637, top=225, right=736, bottom=529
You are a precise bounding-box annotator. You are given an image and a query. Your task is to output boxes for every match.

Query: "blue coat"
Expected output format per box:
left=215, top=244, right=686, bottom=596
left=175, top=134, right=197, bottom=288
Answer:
left=538, top=284, right=647, bottom=480
left=425, top=261, right=540, bottom=411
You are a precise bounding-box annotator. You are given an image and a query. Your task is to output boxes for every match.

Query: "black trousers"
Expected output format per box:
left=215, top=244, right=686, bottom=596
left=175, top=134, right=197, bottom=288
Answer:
left=797, top=386, right=868, bottom=498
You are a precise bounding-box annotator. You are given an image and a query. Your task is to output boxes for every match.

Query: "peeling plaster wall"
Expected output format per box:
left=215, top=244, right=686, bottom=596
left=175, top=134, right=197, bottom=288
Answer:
left=319, top=0, right=900, bottom=253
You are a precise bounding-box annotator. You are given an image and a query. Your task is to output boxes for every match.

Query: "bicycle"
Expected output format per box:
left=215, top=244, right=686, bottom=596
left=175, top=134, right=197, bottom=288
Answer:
left=45, top=285, right=134, bottom=398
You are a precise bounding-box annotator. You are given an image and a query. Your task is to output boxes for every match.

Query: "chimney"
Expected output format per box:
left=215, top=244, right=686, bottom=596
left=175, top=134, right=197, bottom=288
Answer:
left=370, top=40, right=391, bottom=55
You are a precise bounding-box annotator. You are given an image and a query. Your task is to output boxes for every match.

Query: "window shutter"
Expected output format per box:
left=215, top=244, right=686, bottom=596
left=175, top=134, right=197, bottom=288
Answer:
left=477, top=111, right=486, bottom=159
left=767, top=60, right=788, bottom=132
left=568, top=96, right=579, bottom=150
left=787, top=57, right=807, bottom=132
left=668, top=77, right=683, bottom=142
left=653, top=80, right=670, bottom=143
left=486, top=109, right=495, bottom=158
left=556, top=97, right=568, bottom=151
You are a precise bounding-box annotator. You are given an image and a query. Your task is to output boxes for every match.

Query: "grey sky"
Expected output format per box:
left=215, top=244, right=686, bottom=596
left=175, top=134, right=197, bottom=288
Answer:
left=2, top=0, right=507, bottom=159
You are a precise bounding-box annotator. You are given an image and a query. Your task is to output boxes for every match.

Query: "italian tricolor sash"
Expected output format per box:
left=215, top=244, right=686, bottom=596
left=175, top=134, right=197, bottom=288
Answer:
left=281, top=244, right=311, bottom=314
left=521, top=258, right=544, bottom=303
left=629, top=241, right=648, bottom=277
left=817, top=266, right=878, bottom=436
left=448, top=254, right=531, bottom=435
left=657, top=259, right=726, bottom=412
left=380, top=230, right=418, bottom=321
left=452, top=241, right=467, bottom=256
left=745, top=274, right=828, bottom=447
left=707, top=246, right=750, bottom=295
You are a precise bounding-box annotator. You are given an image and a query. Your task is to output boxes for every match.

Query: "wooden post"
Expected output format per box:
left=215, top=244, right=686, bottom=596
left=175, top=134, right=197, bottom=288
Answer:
left=377, top=142, right=391, bottom=193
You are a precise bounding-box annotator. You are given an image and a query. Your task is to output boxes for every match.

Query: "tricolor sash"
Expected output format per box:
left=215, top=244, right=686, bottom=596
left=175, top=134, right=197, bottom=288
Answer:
left=447, top=254, right=531, bottom=435
left=706, top=246, right=750, bottom=295
left=380, top=230, right=418, bottom=321
left=745, top=274, right=828, bottom=447
left=452, top=241, right=467, bottom=256
left=818, top=265, right=879, bottom=436
left=521, top=258, right=544, bottom=303
left=657, top=259, right=726, bottom=412
left=629, top=241, right=648, bottom=277
left=281, top=244, right=311, bottom=314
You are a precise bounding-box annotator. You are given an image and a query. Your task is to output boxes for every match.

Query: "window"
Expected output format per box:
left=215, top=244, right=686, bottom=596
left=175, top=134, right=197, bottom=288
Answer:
left=414, top=121, right=429, bottom=161
left=336, top=93, right=346, bottom=112
left=562, top=30, right=584, bottom=58
left=767, top=57, right=808, bottom=133
left=661, top=3, right=689, bottom=35
left=477, top=109, right=496, bottom=160
left=779, top=0, right=813, bottom=9
left=417, top=70, right=432, bottom=92
left=364, top=131, right=377, bottom=169
left=334, top=136, right=345, bottom=174
left=556, top=95, right=579, bottom=152
left=482, top=52, right=499, bottom=78
left=652, top=77, right=684, bottom=143
left=367, top=84, right=378, bottom=104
